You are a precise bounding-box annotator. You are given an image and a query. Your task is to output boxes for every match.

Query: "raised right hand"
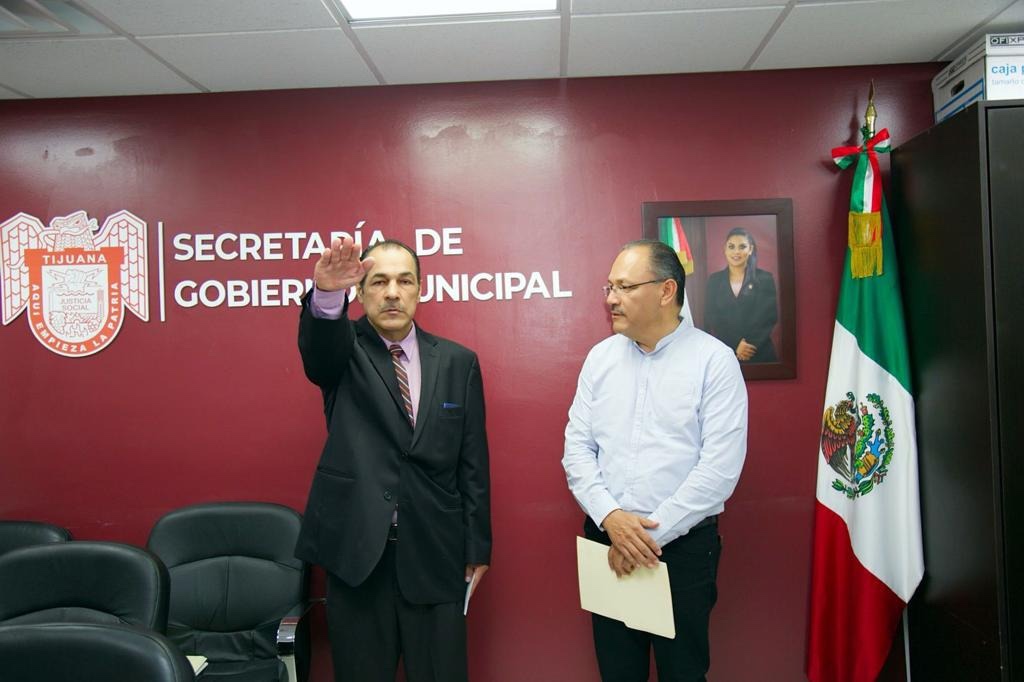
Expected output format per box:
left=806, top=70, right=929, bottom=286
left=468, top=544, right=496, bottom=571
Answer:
left=314, top=237, right=375, bottom=292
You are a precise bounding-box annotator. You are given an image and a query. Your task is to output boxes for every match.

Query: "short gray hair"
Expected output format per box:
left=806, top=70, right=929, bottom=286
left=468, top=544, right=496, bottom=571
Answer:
left=621, top=239, right=685, bottom=307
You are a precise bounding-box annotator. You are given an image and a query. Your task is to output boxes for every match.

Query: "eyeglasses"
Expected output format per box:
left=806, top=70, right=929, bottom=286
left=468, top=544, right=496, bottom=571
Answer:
left=602, top=279, right=664, bottom=297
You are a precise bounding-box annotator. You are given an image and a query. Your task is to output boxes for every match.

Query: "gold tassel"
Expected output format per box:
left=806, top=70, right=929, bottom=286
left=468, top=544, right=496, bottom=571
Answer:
left=677, top=251, right=694, bottom=276
left=848, top=211, right=883, bottom=278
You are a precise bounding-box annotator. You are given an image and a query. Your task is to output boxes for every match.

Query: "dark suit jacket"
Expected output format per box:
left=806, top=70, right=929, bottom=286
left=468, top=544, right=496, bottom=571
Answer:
left=704, top=267, right=778, bottom=363
left=294, top=296, right=491, bottom=604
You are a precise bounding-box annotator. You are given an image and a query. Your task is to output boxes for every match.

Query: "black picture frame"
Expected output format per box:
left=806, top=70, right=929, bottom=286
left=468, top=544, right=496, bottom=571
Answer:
left=642, top=198, right=796, bottom=380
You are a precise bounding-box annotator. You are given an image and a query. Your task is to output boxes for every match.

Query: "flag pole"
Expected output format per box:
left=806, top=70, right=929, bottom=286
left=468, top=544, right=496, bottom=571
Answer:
left=904, top=610, right=913, bottom=681
left=865, top=79, right=915, bottom=682
left=865, top=81, right=876, bottom=137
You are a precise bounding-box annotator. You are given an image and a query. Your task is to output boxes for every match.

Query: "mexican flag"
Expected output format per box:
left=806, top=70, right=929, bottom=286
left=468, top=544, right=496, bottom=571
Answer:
left=806, top=128, right=924, bottom=682
left=657, top=216, right=694, bottom=324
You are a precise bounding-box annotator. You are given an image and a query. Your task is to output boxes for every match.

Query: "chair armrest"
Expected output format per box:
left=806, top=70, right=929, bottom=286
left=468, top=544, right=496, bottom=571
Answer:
left=276, top=598, right=324, bottom=682
left=276, top=598, right=323, bottom=656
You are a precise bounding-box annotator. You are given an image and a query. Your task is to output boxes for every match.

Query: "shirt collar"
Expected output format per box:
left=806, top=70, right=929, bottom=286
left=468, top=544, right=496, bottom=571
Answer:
left=632, top=317, right=686, bottom=356
left=379, top=323, right=418, bottom=358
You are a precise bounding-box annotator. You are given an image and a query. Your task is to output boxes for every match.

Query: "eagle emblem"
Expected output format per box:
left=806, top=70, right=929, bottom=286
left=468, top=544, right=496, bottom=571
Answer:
left=1, top=210, right=148, bottom=357
left=821, top=391, right=894, bottom=499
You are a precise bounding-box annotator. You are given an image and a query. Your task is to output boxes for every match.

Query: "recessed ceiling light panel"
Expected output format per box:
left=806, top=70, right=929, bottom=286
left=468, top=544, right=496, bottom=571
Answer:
left=0, top=0, right=111, bottom=37
left=340, top=0, right=557, bottom=21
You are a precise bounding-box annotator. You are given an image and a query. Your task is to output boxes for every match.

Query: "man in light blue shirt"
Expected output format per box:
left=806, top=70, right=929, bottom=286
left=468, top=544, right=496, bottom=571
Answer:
left=563, top=239, right=748, bottom=682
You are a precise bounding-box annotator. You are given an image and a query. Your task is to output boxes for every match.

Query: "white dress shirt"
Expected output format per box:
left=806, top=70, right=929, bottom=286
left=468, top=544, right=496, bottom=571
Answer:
left=562, top=320, right=748, bottom=546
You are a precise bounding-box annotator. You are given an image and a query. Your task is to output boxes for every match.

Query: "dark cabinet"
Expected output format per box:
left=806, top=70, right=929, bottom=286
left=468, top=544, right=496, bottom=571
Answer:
left=891, top=100, right=1024, bottom=682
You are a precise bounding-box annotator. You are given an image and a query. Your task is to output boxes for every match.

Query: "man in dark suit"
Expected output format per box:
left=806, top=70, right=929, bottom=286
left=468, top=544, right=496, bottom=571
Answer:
left=295, top=236, right=491, bottom=682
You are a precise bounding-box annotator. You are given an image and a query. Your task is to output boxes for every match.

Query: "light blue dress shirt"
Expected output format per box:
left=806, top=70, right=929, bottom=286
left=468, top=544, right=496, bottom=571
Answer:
left=562, top=321, right=748, bottom=547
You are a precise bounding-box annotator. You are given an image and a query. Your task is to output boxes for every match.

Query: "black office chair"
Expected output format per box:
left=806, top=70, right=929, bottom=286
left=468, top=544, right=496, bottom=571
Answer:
left=0, top=520, right=70, bottom=556
left=0, top=622, right=195, bottom=682
left=0, top=541, right=169, bottom=632
left=148, top=502, right=311, bottom=682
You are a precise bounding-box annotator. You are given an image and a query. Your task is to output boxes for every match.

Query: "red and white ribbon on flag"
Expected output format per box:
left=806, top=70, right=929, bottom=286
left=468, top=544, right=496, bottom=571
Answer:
left=832, top=128, right=891, bottom=214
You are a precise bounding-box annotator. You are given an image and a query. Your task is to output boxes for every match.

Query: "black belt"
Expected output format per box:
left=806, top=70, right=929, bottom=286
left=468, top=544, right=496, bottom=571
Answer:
left=692, top=514, right=718, bottom=531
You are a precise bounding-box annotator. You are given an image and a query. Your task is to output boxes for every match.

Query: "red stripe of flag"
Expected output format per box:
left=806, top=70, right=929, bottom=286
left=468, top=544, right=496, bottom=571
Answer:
left=807, top=503, right=907, bottom=682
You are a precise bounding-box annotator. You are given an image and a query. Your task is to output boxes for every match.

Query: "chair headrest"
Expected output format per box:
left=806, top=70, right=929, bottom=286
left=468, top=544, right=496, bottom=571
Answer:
left=148, top=502, right=303, bottom=568
left=0, top=622, right=194, bottom=682
left=0, top=541, right=169, bottom=632
left=0, top=521, right=71, bottom=556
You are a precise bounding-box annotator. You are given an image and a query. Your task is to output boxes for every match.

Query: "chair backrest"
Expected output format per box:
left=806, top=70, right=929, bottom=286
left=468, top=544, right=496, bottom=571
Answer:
left=0, top=520, right=70, bottom=557
left=0, top=541, right=169, bottom=632
left=0, top=622, right=194, bottom=682
left=147, top=502, right=307, bottom=663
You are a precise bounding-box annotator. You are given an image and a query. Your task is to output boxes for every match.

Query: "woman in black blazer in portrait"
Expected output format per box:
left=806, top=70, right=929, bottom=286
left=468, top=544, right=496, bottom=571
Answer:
left=704, top=227, right=778, bottom=363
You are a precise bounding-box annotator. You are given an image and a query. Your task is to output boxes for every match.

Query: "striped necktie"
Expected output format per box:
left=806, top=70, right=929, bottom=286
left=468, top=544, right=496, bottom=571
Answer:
left=389, top=344, right=415, bottom=427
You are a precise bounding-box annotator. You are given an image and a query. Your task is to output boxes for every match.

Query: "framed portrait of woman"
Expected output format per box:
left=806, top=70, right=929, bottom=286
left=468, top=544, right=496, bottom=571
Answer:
left=641, top=198, right=796, bottom=380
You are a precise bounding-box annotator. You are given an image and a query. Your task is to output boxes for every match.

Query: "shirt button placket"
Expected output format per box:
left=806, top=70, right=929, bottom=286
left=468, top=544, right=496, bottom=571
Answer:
left=625, top=354, right=650, bottom=506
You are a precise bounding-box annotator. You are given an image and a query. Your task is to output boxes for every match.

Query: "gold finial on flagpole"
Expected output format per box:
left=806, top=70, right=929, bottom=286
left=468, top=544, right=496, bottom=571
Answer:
left=848, top=79, right=883, bottom=279
left=864, top=80, right=877, bottom=136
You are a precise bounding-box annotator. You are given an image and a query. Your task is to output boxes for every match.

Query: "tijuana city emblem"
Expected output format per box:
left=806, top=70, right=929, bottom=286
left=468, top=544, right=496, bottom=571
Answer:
left=820, top=391, right=894, bottom=499
left=1, top=210, right=149, bottom=357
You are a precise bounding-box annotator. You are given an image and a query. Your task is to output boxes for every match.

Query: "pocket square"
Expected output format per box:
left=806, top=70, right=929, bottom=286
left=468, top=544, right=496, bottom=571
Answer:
left=442, top=402, right=461, bottom=409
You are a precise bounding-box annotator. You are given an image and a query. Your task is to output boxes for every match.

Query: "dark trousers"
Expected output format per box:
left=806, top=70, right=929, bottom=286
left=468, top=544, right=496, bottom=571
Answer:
left=325, top=531, right=467, bottom=682
left=584, top=517, right=722, bottom=682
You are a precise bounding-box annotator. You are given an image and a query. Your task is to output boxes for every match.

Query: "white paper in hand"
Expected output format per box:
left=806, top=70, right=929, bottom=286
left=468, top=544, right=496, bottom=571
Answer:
left=576, top=536, right=675, bottom=639
left=463, top=571, right=479, bottom=616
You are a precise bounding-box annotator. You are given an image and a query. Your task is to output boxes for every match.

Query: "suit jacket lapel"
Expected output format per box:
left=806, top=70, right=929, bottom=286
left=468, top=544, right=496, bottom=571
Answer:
left=355, top=316, right=411, bottom=431
left=413, top=328, right=440, bottom=448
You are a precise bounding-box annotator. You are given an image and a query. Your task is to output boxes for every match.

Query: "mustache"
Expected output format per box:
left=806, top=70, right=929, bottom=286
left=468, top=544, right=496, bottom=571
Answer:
left=378, top=304, right=405, bottom=313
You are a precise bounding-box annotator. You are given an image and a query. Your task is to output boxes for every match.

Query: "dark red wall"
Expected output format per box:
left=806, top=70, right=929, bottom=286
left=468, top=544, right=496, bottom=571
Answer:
left=0, top=64, right=938, bottom=681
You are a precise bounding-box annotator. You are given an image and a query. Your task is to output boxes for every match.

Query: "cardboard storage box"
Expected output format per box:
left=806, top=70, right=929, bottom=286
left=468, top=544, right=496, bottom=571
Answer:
left=932, top=33, right=1024, bottom=123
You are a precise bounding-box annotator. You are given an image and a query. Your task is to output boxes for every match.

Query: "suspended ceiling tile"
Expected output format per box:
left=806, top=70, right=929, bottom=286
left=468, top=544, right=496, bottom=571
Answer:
left=0, top=83, right=27, bottom=99
left=354, top=16, right=561, bottom=84
left=79, top=0, right=337, bottom=36
left=939, top=0, right=1024, bottom=60
left=0, top=37, right=199, bottom=97
left=754, top=0, right=1012, bottom=70
left=991, top=0, right=1024, bottom=26
left=569, top=7, right=783, bottom=76
left=141, top=29, right=377, bottom=92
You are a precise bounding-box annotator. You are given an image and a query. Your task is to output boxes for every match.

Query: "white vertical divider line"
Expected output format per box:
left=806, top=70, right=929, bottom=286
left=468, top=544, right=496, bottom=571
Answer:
left=157, top=221, right=166, bottom=322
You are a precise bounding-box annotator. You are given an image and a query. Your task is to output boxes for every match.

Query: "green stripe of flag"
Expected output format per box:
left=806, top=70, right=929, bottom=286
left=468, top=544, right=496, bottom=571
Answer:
left=850, top=154, right=869, bottom=213
left=834, top=197, right=912, bottom=392
left=658, top=217, right=675, bottom=246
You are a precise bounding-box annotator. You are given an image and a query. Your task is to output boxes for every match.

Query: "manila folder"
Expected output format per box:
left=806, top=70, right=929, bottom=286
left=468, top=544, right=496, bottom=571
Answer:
left=576, top=536, right=675, bottom=639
